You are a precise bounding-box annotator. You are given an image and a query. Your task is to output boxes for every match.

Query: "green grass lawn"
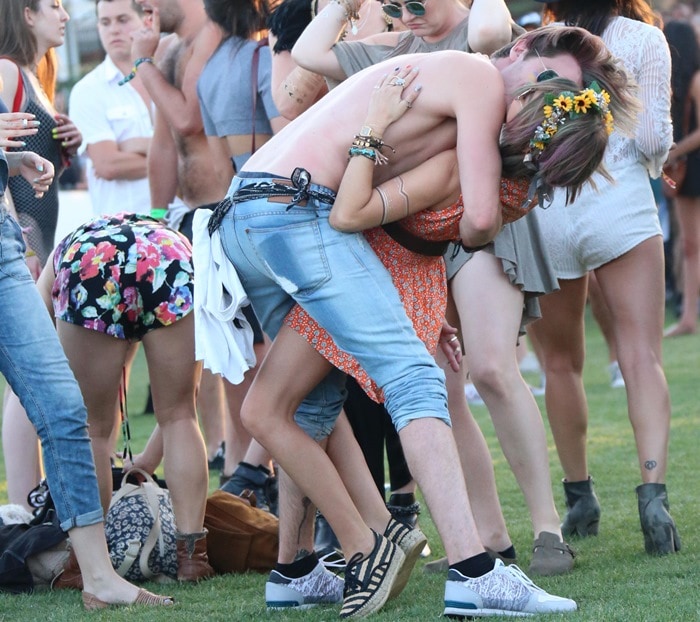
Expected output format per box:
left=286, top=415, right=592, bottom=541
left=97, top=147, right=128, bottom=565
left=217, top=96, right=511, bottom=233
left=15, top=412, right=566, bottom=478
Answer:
left=0, top=308, right=698, bottom=621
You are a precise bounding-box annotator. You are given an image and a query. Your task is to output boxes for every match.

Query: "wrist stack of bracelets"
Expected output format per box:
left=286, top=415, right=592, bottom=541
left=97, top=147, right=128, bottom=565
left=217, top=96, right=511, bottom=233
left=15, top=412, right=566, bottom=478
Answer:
left=328, top=0, right=360, bottom=35
left=348, top=133, right=395, bottom=166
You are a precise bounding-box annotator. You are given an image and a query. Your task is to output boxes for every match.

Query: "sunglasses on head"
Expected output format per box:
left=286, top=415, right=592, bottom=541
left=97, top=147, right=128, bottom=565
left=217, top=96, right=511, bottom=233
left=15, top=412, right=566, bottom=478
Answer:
left=381, top=0, right=427, bottom=19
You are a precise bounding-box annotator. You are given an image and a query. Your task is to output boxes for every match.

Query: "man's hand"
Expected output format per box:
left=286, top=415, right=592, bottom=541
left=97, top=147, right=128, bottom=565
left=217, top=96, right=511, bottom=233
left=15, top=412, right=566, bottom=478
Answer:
left=131, top=6, right=161, bottom=61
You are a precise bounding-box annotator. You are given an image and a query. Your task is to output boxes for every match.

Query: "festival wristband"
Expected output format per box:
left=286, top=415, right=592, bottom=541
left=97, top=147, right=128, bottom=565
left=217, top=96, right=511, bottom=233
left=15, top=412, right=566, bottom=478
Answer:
left=150, top=207, right=168, bottom=220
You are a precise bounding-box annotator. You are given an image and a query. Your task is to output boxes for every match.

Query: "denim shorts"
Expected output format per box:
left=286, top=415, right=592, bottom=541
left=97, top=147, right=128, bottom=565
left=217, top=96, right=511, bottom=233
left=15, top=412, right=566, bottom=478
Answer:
left=217, top=172, right=450, bottom=438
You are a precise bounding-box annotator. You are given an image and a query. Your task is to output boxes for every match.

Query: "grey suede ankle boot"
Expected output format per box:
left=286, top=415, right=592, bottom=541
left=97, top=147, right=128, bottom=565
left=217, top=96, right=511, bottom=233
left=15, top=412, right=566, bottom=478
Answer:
left=560, top=477, right=601, bottom=537
left=636, top=483, right=681, bottom=555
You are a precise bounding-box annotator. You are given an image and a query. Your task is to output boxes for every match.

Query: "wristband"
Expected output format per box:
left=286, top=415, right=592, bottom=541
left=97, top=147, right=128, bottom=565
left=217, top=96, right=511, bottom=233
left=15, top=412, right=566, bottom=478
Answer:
left=150, top=207, right=168, bottom=220
left=118, top=57, right=154, bottom=86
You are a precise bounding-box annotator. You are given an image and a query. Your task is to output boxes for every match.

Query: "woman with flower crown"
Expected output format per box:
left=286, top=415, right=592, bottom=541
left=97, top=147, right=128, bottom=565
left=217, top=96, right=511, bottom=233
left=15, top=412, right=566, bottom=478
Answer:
left=528, top=0, right=680, bottom=556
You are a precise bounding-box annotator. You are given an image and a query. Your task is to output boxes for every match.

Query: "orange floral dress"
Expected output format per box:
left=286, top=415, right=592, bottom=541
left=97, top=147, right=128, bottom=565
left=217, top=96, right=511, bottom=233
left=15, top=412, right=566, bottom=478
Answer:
left=284, top=177, right=531, bottom=403
left=284, top=200, right=463, bottom=403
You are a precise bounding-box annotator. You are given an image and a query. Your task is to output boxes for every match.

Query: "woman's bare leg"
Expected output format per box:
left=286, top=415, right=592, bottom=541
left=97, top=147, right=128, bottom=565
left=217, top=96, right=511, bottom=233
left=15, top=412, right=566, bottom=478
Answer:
left=2, top=388, right=41, bottom=510
left=595, top=237, right=671, bottom=482
left=529, top=277, right=590, bottom=482
left=56, top=322, right=129, bottom=513
left=454, top=252, right=562, bottom=538
left=142, top=315, right=208, bottom=533
left=666, top=195, right=700, bottom=335
left=242, top=325, right=375, bottom=560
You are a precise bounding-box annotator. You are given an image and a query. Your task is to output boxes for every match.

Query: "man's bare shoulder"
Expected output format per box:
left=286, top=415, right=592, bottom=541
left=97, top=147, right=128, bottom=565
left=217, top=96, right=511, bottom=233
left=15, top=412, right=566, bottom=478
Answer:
left=417, top=50, right=501, bottom=88
left=192, top=21, right=224, bottom=57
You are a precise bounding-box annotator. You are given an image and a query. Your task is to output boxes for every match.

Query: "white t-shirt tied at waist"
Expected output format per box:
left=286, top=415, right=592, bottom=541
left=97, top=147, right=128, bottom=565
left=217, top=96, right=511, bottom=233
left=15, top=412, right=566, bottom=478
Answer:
left=191, top=209, right=255, bottom=384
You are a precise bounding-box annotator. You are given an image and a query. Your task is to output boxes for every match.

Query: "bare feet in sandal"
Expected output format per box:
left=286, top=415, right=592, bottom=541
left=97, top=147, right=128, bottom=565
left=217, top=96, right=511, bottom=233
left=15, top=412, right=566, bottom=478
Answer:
left=82, top=588, right=174, bottom=610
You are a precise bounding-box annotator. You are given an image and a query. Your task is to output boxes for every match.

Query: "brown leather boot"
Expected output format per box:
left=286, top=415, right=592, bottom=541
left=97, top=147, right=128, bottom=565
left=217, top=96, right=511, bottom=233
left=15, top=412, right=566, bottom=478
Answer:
left=176, top=529, right=215, bottom=582
left=51, top=546, right=83, bottom=590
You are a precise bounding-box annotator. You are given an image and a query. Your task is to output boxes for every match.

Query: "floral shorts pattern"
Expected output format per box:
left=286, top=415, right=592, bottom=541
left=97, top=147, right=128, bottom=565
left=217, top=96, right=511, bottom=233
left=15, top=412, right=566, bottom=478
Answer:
left=52, top=212, right=194, bottom=340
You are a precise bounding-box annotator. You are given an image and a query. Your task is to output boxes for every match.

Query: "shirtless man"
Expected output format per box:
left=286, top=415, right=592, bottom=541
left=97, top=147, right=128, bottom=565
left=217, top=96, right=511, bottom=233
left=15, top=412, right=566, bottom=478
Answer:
left=130, top=0, right=227, bottom=228
left=127, top=0, right=227, bottom=541
left=209, top=25, right=636, bottom=618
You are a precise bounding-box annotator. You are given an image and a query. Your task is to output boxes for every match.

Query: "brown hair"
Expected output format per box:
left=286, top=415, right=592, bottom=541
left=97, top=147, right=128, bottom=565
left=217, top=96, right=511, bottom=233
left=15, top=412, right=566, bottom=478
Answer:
left=500, top=76, right=639, bottom=204
left=0, top=0, right=59, bottom=103
left=541, top=0, right=657, bottom=35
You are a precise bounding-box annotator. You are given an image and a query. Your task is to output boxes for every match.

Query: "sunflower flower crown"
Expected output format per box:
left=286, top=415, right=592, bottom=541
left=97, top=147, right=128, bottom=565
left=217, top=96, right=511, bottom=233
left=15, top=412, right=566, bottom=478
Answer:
left=525, top=81, right=614, bottom=165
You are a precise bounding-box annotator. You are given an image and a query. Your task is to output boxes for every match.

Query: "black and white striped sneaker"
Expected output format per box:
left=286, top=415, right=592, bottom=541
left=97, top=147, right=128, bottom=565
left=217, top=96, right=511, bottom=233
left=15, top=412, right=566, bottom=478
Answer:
left=383, top=518, right=427, bottom=599
left=340, top=531, right=404, bottom=618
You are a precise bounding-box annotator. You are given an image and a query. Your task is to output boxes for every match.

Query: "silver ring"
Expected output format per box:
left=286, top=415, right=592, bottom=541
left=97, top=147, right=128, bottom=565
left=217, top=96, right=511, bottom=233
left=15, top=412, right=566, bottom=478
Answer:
left=21, top=118, right=28, bottom=128
left=393, top=77, right=406, bottom=86
left=448, top=335, right=459, bottom=343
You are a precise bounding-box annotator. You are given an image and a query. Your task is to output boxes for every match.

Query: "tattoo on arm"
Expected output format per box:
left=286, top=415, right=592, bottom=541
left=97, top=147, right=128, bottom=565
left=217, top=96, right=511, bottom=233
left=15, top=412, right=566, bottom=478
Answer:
left=394, top=176, right=409, bottom=218
left=377, top=185, right=390, bottom=225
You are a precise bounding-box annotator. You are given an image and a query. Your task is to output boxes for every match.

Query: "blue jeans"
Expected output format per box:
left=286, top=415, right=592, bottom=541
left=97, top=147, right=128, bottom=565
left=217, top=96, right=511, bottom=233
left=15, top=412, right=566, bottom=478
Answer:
left=0, top=207, right=103, bottom=531
left=218, top=172, right=450, bottom=436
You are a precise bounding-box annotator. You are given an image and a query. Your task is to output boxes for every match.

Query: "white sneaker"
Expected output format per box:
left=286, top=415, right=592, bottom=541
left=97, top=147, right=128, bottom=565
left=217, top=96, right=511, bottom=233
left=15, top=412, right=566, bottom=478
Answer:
left=444, top=559, right=577, bottom=617
left=608, top=361, right=625, bottom=389
left=266, top=562, right=343, bottom=609
left=464, top=383, right=484, bottom=405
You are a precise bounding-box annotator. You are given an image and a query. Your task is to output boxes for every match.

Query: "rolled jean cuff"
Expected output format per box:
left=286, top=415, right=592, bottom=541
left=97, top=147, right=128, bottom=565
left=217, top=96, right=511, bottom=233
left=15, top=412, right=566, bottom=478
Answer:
left=60, top=509, right=104, bottom=533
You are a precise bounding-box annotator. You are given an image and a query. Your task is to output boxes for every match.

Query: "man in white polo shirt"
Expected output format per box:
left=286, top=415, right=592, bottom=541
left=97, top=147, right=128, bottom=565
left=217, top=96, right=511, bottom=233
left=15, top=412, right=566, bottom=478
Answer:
left=69, top=0, right=153, bottom=216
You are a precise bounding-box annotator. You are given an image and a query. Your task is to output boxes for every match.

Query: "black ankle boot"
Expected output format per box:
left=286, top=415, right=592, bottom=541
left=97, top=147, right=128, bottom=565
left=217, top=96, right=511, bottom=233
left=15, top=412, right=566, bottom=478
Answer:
left=386, top=493, right=420, bottom=529
left=560, top=477, right=601, bottom=537
left=636, top=483, right=681, bottom=555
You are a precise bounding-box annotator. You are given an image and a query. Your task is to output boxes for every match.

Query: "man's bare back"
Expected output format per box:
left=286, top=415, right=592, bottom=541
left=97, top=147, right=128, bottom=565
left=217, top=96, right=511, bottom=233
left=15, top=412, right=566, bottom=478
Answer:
left=243, top=51, right=504, bottom=203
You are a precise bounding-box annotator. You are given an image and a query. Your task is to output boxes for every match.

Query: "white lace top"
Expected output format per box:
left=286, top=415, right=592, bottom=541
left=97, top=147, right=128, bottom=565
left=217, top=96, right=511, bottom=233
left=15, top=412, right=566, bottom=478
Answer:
left=600, top=17, right=672, bottom=176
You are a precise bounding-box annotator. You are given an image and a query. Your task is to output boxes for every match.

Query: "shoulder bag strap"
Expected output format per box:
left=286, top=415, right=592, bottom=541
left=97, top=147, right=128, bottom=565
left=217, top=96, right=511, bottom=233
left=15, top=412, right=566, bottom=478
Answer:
left=251, top=37, right=269, bottom=155
left=2, top=61, right=25, bottom=113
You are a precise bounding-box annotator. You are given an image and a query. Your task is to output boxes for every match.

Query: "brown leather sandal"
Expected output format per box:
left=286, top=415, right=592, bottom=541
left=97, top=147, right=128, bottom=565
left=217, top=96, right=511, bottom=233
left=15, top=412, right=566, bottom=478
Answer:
left=82, top=588, right=175, bottom=610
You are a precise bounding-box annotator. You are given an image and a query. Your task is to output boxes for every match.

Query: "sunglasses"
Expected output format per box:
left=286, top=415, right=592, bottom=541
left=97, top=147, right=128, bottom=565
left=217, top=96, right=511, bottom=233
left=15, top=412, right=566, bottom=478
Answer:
left=534, top=48, right=559, bottom=82
left=381, top=0, right=427, bottom=19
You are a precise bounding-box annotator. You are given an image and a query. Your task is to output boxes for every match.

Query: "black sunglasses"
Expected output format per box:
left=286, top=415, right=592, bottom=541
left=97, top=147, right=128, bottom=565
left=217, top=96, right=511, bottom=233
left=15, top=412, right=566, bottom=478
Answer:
left=381, top=1, right=427, bottom=19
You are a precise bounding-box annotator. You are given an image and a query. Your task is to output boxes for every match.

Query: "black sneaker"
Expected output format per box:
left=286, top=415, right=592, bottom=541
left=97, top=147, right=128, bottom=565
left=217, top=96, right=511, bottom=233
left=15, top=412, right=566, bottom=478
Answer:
left=340, top=531, right=405, bottom=618
left=220, top=462, right=273, bottom=513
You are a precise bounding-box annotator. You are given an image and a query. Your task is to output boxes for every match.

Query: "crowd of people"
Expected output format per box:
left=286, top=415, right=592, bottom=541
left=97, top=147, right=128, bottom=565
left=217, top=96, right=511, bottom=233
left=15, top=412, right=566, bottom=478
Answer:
left=0, top=0, right=694, bottom=617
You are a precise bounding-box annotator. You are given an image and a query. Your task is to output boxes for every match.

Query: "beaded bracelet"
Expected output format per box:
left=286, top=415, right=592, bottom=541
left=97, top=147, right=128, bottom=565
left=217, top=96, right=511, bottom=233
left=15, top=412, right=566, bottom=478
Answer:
left=348, top=145, right=389, bottom=165
left=352, top=135, right=386, bottom=151
left=118, top=57, right=154, bottom=86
